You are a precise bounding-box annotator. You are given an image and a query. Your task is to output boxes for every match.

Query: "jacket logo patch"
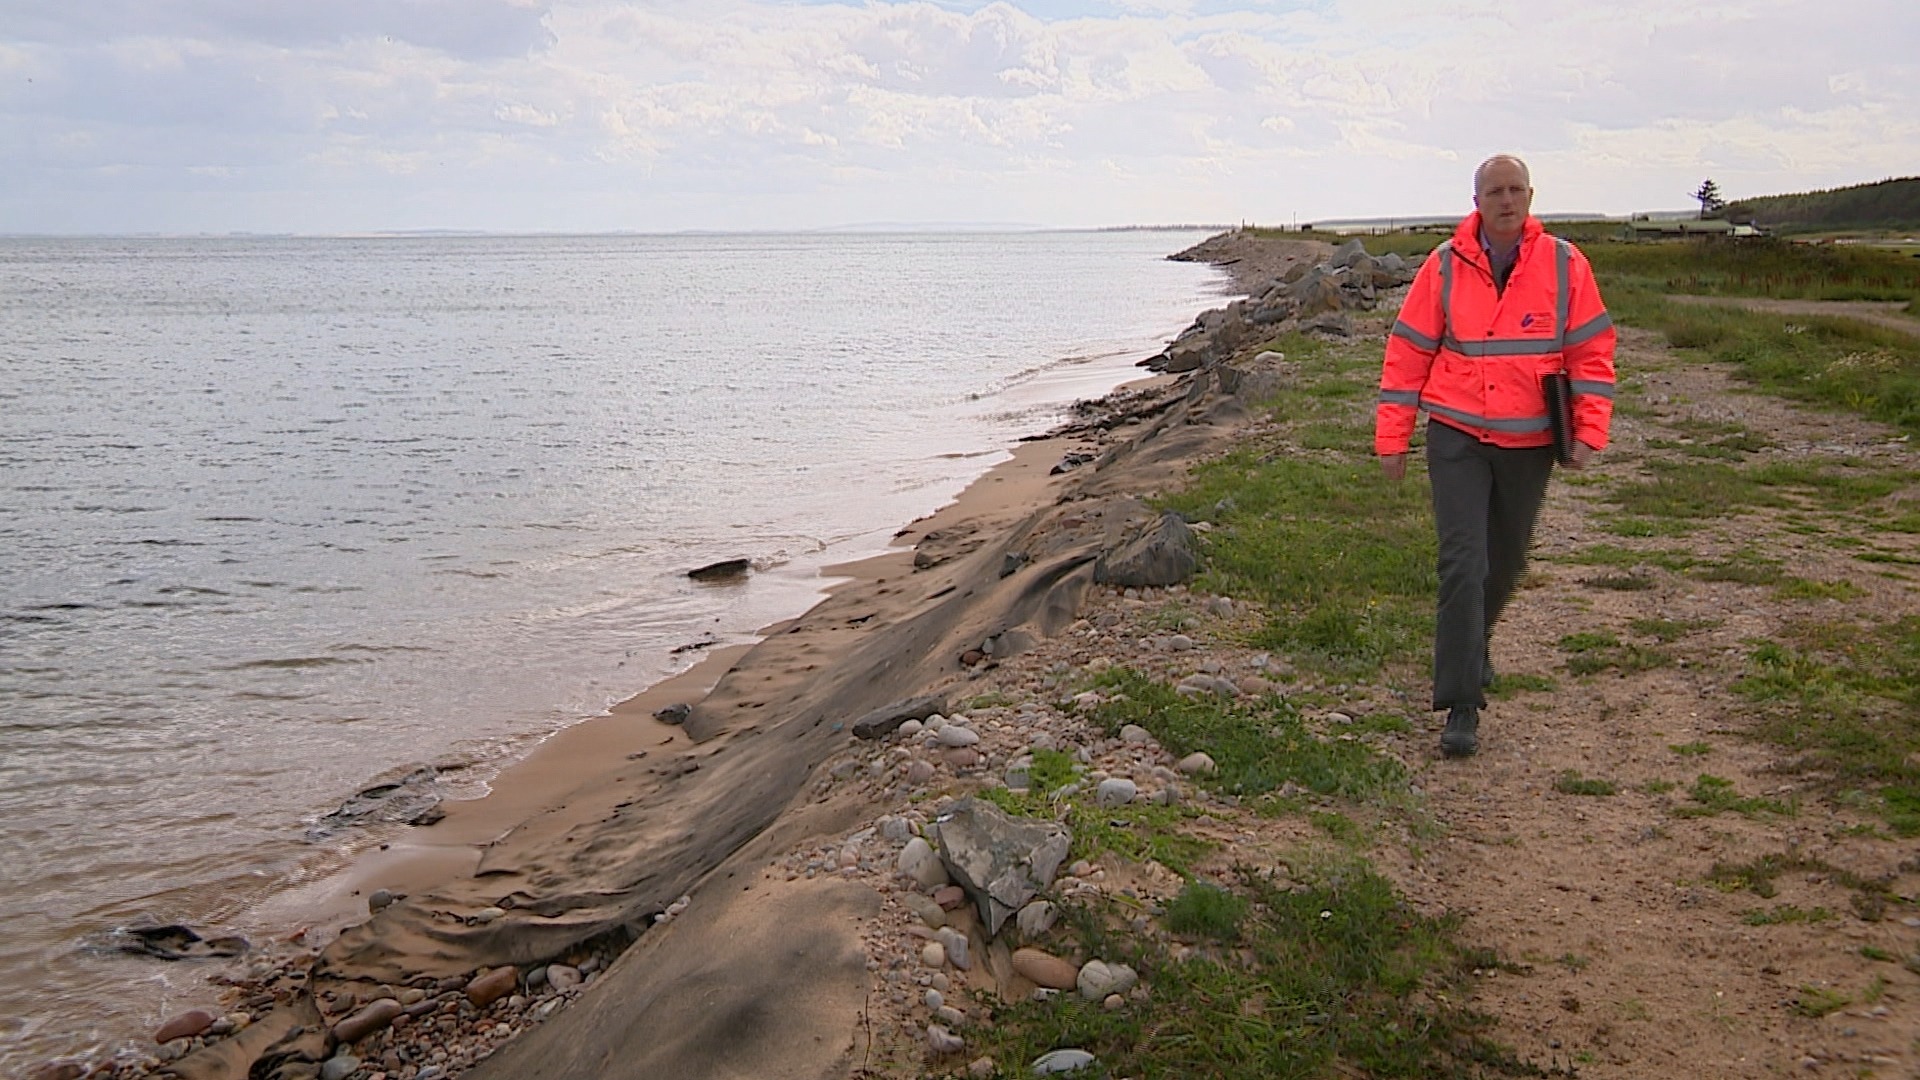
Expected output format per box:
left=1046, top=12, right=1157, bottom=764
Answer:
left=1518, top=311, right=1555, bottom=334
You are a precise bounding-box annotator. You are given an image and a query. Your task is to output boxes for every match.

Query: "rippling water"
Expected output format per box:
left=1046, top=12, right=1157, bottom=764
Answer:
left=0, top=230, right=1221, bottom=1067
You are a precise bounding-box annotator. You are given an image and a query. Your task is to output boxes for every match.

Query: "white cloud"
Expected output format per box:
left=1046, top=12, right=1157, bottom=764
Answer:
left=0, top=0, right=1914, bottom=232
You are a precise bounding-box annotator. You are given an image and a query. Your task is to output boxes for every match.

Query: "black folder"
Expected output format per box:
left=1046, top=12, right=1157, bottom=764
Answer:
left=1543, top=371, right=1575, bottom=465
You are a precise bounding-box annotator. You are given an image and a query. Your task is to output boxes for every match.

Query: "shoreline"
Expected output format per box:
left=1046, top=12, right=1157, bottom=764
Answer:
left=22, top=231, right=1336, bottom=1076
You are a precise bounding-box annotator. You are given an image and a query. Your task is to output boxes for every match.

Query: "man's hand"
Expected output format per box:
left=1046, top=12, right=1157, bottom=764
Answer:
left=1380, top=453, right=1407, bottom=481
left=1568, top=441, right=1597, bottom=470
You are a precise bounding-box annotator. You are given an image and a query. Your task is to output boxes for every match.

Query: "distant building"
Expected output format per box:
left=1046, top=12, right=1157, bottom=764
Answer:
left=1625, top=216, right=1762, bottom=240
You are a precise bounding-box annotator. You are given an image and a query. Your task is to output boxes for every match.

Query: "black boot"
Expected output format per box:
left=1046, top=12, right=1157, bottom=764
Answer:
left=1441, top=705, right=1480, bottom=758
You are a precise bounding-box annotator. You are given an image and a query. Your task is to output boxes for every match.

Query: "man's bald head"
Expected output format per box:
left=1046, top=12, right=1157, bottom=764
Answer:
left=1473, top=155, right=1534, bottom=247
left=1474, top=155, right=1531, bottom=198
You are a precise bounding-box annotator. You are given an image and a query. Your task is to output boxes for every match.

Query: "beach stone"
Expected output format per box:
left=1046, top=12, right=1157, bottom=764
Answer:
left=880, top=815, right=914, bottom=842
left=1032, top=1048, right=1097, bottom=1074
left=1095, top=778, right=1137, bottom=807
left=928, top=1023, right=965, bottom=1055
left=925, top=989, right=944, bottom=1010
left=943, top=747, right=981, bottom=770
left=933, top=797, right=1071, bottom=936
left=688, top=558, right=750, bottom=582
left=903, top=892, right=946, bottom=929
left=1004, top=761, right=1032, bottom=790
left=937, top=725, right=981, bottom=748
left=897, top=719, right=924, bottom=738
left=332, top=999, right=403, bottom=1044
left=1012, top=948, right=1079, bottom=990
left=320, top=1056, right=360, bottom=1080
left=897, top=837, right=951, bottom=889
left=922, top=942, right=947, bottom=969
left=936, top=927, right=972, bottom=971
left=368, top=889, right=395, bottom=913
left=1103, top=993, right=1125, bottom=1011
left=154, top=1009, right=215, bottom=1044
left=1177, top=752, right=1217, bottom=775
left=1093, top=512, right=1198, bottom=588
left=546, top=964, right=582, bottom=991
left=935, top=1004, right=967, bottom=1027
left=933, top=884, right=968, bottom=910
left=24, top=1064, right=84, bottom=1080
left=1076, top=960, right=1138, bottom=1001
left=969, top=1057, right=996, bottom=1079
left=653, top=702, right=691, bottom=725
left=906, top=759, right=937, bottom=784
left=1016, top=900, right=1058, bottom=938
left=466, top=966, right=518, bottom=1007
left=853, top=694, right=947, bottom=740
left=471, top=906, right=505, bottom=924
left=1118, top=724, right=1152, bottom=745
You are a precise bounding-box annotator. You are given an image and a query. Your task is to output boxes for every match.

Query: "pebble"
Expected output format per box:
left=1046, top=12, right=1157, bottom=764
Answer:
left=1032, top=1048, right=1098, bottom=1074
left=1167, top=634, right=1195, bottom=651
left=903, top=892, right=947, bottom=929
left=922, top=942, right=947, bottom=968
left=333, top=999, right=404, bottom=1044
left=933, top=885, right=967, bottom=911
left=906, top=760, right=937, bottom=784
left=1119, top=724, right=1152, bottom=744
left=898, top=719, right=924, bottom=738
left=943, top=747, right=982, bottom=769
left=1095, top=778, right=1137, bottom=807
left=924, top=989, right=944, bottom=1010
left=879, top=815, right=914, bottom=841
left=320, top=1055, right=361, bottom=1080
left=154, top=1009, right=215, bottom=1044
left=928, top=1023, right=966, bottom=1055
left=368, top=889, right=395, bottom=912
left=1012, top=947, right=1079, bottom=990
left=930, top=972, right=951, bottom=992
left=1103, top=993, right=1125, bottom=1011
left=1177, top=751, right=1217, bottom=775
left=937, top=726, right=981, bottom=748
left=546, top=964, right=583, bottom=991
left=466, top=966, right=519, bottom=1007
left=968, top=1056, right=996, bottom=1079
left=935, top=1005, right=966, bottom=1027
left=1076, top=959, right=1138, bottom=1001
left=936, top=927, right=972, bottom=971
left=897, top=837, right=950, bottom=889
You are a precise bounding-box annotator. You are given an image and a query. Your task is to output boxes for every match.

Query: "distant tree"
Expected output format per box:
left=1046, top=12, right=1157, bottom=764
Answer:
left=1692, top=178, right=1727, bottom=220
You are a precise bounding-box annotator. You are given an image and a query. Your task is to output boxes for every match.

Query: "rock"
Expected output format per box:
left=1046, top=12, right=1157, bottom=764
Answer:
left=466, top=967, right=519, bottom=1007
left=653, top=703, right=691, bottom=725
left=937, top=725, right=981, bottom=748
left=471, top=906, right=505, bottom=924
left=933, top=797, right=1071, bottom=936
left=1015, top=900, right=1058, bottom=938
left=853, top=694, right=947, bottom=740
left=1076, top=960, right=1139, bottom=1001
left=933, top=885, right=968, bottom=911
left=1177, top=752, right=1217, bottom=775
left=546, top=964, right=582, bottom=991
left=308, top=768, right=443, bottom=840
left=925, top=989, right=944, bottom=1010
left=1095, top=778, right=1137, bottom=807
left=880, top=814, right=914, bottom=841
left=1012, top=948, right=1079, bottom=990
left=943, top=747, right=981, bottom=770
left=154, top=1009, right=215, bottom=1044
left=1103, top=993, right=1125, bottom=1011
left=897, top=719, right=924, bottom=738
left=906, top=759, right=937, bottom=784
left=897, top=837, right=951, bottom=889
left=332, top=999, right=403, bottom=1044
left=1331, top=237, right=1368, bottom=268
left=927, top=1023, right=966, bottom=1055
left=1166, top=634, right=1196, bottom=652
left=24, top=1064, right=85, bottom=1080
left=687, top=558, right=751, bottom=582
left=922, top=942, right=947, bottom=969
left=1302, top=310, right=1355, bottom=337
left=1118, top=724, right=1152, bottom=745
left=936, top=927, right=971, bottom=971
left=367, top=889, right=395, bottom=913
left=1004, top=761, right=1032, bottom=790
left=115, top=924, right=250, bottom=961
left=969, top=1057, right=996, bottom=1079
left=320, top=1055, right=360, bottom=1080
left=1032, top=1048, right=1098, bottom=1074
left=1093, top=512, right=1198, bottom=589
left=904, top=892, right=947, bottom=929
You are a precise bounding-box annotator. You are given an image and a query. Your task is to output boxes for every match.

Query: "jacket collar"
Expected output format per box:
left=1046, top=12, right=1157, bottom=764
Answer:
left=1448, top=211, right=1544, bottom=268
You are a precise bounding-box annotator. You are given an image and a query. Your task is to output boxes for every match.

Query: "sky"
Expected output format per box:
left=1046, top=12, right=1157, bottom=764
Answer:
left=1, top=0, right=1914, bottom=235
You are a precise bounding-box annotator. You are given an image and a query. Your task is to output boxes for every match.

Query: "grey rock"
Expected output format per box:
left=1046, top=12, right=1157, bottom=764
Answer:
left=1301, top=310, right=1355, bottom=337
left=937, top=725, right=981, bottom=748
left=1094, top=512, right=1198, bottom=589
left=879, top=815, right=914, bottom=842
left=687, top=558, right=751, bottom=581
left=1119, top=724, right=1152, bottom=745
left=1095, top=778, right=1137, bottom=807
left=897, top=837, right=951, bottom=889
left=653, top=703, right=691, bottom=725
left=1032, top=1048, right=1098, bottom=1074
left=1331, top=238, right=1368, bottom=268
left=933, top=797, right=1071, bottom=936
left=853, top=694, right=948, bottom=740
left=936, top=927, right=971, bottom=971
left=928, top=1023, right=966, bottom=1055
left=1177, top=752, right=1216, bottom=775
left=1076, top=960, right=1139, bottom=1001
left=546, top=964, right=582, bottom=991
left=320, top=1056, right=360, bottom=1080
left=1016, top=900, right=1058, bottom=938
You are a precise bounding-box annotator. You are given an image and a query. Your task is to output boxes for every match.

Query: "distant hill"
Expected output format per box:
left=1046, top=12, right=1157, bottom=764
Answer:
left=1726, top=177, right=1920, bottom=233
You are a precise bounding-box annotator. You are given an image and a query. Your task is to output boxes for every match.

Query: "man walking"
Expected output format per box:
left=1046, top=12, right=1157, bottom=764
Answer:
left=1375, top=155, right=1616, bottom=757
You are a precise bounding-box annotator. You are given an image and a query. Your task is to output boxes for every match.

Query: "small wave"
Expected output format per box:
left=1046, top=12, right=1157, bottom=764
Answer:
left=23, top=602, right=102, bottom=612
left=199, top=516, right=262, bottom=523
left=328, top=643, right=435, bottom=655
left=219, top=656, right=368, bottom=671
left=156, top=585, right=232, bottom=597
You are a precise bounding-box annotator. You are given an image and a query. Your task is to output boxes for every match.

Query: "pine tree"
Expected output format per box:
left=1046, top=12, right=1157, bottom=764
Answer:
left=1692, top=179, right=1726, bottom=220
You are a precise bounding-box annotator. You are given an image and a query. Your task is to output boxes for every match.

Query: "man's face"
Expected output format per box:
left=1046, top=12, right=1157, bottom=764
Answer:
left=1474, top=161, right=1533, bottom=239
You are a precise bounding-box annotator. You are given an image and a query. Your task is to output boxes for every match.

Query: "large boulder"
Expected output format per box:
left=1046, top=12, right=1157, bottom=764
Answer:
left=1093, top=512, right=1198, bottom=588
left=1284, top=266, right=1346, bottom=317
left=933, top=797, right=1070, bottom=936
left=851, top=694, right=947, bottom=740
left=1331, top=238, right=1369, bottom=268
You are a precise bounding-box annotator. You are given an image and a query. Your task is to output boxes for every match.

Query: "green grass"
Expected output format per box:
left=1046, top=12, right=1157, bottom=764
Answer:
left=1092, top=669, right=1407, bottom=804
left=1632, top=617, right=1717, bottom=643
left=963, top=865, right=1549, bottom=1079
left=1733, top=618, right=1920, bottom=835
left=982, top=748, right=1214, bottom=874
left=1741, top=904, right=1835, bottom=926
left=1587, top=235, right=1920, bottom=303
left=1793, top=986, right=1852, bottom=1019
left=1164, top=881, right=1249, bottom=942
left=1774, top=577, right=1868, bottom=601
left=1488, top=672, right=1557, bottom=698
left=1556, top=630, right=1673, bottom=677
left=1676, top=774, right=1793, bottom=818
left=1552, top=771, right=1618, bottom=797
left=1668, top=741, right=1714, bottom=757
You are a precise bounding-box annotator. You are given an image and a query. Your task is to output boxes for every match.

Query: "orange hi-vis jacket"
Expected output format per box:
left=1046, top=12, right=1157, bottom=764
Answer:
left=1375, top=212, right=1616, bottom=456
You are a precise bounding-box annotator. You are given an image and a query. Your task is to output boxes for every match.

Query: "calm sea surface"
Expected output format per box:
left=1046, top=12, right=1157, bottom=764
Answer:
left=0, top=230, right=1222, bottom=1067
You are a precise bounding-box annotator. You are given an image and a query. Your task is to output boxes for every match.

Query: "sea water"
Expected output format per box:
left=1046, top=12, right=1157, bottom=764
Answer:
left=0, top=230, right=1223, bottom=1066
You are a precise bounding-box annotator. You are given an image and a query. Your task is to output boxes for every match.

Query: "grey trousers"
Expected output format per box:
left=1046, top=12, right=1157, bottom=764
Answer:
left=1425, top=420, right=1555, bottom=710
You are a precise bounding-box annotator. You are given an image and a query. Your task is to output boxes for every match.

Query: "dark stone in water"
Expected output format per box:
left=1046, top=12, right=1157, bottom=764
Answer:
left=307, top=767, right=443, bottom=840
left=654, top=703, right=692, bottom=725
left=115, top=924, right=250, bottom=961
left=687, top=558, right=751, bottom=582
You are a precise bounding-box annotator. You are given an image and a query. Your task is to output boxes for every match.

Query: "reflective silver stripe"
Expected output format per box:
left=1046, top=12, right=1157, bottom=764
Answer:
left=1442, top=336, right=1561, bottom=358
left=1379, top=389, right=1421, bottom=406
left=1570, top=380, right=1615, bottom=399
left=1553, top=239, right=1571, bottom=350
left=1564, top=312, right=1613, bottom=347
left=1438, top=246, right=1454, bottom=337
left=1422, top=400, right=1552, bottom=433
left=1391, top=319, right=1440, bottom=351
